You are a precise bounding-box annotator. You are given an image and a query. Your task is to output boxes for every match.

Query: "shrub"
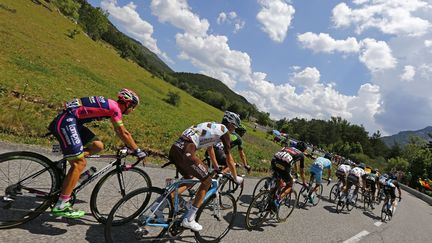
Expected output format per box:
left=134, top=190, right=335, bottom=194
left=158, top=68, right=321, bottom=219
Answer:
left=165, top=91, right=180, bottom=106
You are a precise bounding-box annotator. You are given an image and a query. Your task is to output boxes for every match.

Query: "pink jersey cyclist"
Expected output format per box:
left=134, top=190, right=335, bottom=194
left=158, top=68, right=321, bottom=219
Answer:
left=49, top=96, right=124, bottom=160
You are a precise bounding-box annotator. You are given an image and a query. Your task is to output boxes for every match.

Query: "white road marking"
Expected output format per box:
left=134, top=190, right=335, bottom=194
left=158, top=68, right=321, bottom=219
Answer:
left=343, top=230, right=370, bottom=243
left=374, top=221, right=382, bottom=227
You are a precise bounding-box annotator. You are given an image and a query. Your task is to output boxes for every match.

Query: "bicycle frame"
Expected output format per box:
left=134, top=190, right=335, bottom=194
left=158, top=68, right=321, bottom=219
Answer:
left=141, top=175, right=222, bottom=229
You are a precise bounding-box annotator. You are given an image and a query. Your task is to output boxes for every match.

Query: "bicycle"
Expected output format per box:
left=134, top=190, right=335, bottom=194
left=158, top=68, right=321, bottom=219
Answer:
left=362, top=186, right=375, bottom=211
left=381, top=193, right=401, bottom=222
left=245, top=173, right=297, bottom=230
left=251, top=176, right=272, bottom=199
left=329, top=177, right=344, bottom=203
left=202, top=156, right=244, bottom=202
left=104, top=171, right=237, bottom=243
left=0, top=147, right=151, bottom=228
left=376, top=187, right=386, bottom=205
left=335, top=186, right=359, bottom=213
left=297, top=176, right=329, bottom=208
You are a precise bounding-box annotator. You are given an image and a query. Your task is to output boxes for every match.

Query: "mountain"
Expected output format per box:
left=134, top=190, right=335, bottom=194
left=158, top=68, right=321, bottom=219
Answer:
left=380, top=126, right=432, bottom=147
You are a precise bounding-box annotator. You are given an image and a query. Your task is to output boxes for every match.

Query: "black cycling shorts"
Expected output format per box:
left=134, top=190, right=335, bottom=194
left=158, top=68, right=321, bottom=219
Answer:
left=271, top=158, right=292, bottom=183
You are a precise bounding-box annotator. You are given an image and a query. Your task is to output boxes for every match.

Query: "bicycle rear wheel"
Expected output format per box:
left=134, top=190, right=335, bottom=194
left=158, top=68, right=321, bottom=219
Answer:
left=380, top=201, right=391, bottom=222
left=0, top=151, right=59, bottom=229
left=194, top=193, right=236, bottom=243
left=220, top=176, right=243, bottom=202
left=90, top=166, right=152, bottom=225
left=297, top=185, right=308, bottom=208
left=277, top=189, right=297, bottom=222
left=347, top=191, right=358, bottom=211
left=329, top=183, right=340, bottom=203
left=311, top=184, right=323, bottom=206
left=105, top=187, right=173, bottom=243
left=252, top=177, right=271, bottom=199
left=245, top=190, right=271, bottom=230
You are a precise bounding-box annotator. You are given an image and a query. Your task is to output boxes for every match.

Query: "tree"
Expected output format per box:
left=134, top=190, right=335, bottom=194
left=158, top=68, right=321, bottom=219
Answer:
left=78, top=5, right=109, bottom=41
left=387, top=157, right=409, bottom=172
left=54, top=0, right=81, bottom=20
left=165, top=91, right=181, bottom=106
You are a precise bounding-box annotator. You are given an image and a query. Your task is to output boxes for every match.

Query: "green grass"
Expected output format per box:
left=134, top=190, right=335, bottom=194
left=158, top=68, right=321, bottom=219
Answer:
left=0, top=0, right=280, bottom=172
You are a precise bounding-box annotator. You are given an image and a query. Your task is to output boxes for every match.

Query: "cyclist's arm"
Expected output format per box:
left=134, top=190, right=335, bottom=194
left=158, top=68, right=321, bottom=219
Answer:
left=238, top=148, right=248, bottom=166
left=206, top=146, right=220, bottom=171
left=221, top=133, right=238, bottom=178
left=396, top=182, right=402, bottom=198
left=114, top=125, right=138, bottom=151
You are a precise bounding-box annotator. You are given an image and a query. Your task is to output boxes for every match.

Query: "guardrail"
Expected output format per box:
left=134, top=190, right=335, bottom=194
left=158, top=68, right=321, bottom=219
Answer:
left=400, top=183, right=432, bottom=206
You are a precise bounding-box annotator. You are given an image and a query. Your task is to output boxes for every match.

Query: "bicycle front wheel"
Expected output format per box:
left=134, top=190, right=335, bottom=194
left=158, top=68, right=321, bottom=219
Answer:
left=252, top=177, right=271, bottom=199
left=105, top=187, right=172, bottom=243
left=0, top=151, right=59, bottom=229
left=277, top=189, right=297, bottom=222
left=220, top=177, right=243, bottom=202
left=245, top=190, right=271, bottom=230
left=90, top=166, right=152, bottom=225
left=195, top=192, right=237, bottom=243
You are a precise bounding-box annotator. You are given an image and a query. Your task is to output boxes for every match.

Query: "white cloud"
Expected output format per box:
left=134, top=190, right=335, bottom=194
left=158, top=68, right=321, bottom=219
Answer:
left=175, top=33, right=252, bottom=88
left=359, top=38, right=397, bottom=72
left=100, top=0, right=172, bottom=63
left=239, top=67, right=383, bottom=131
left=256, top=0, right=295, bottom=43
left=150, top=0, right=209, bottom=36
left=289, top=67, right=320, bottom=88
left=297, top=32, right=360, bottom=53
left=425, top=40, right=432, bottom=47
left=400, top=65, right=416, bottom=81
left=332, top=1, right=431, bottom=36
left=217, top=11, right=245, bottom=33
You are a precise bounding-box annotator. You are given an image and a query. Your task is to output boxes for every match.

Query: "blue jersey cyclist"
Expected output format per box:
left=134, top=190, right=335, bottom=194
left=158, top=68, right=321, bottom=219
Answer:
left=48, top=89, right=146, bottom=218
left=309, top=153, right=333, bottom=190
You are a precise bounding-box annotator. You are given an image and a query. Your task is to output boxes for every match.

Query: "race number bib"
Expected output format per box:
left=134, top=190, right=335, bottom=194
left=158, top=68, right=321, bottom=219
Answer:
left=64, top=98, right=82, bottom=109
left=274, top=151, right=293, bottom=163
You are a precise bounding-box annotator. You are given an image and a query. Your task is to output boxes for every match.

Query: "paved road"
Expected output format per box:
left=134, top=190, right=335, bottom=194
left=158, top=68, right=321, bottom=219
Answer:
left=0, top=142, right=431, bottom=243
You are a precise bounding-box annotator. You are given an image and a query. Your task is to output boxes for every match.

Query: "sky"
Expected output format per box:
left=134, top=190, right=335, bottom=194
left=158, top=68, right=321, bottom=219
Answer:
left=87, top=0, right=432, bottom=136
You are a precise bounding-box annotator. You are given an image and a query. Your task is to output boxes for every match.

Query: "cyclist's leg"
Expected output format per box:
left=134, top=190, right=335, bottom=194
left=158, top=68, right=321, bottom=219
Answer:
left=79, top=126, right=103, bottom=156
left=50, top=112, right=86, bottom=218
left=390, top=188, right=397, bottom=214
left=171, top=141, right=210, bottom=231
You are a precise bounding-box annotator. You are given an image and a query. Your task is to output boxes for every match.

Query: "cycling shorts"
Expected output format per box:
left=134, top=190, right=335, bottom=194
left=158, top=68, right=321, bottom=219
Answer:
left=271, top=158, right=292, bottom=183
left=336, top=170, right=347, bottom=180
left=309, top=166, right=323, bottom=184
left=384, top=187, right=396, bottom=199
left=347, top=173, right=359, bottom=185
left=169, top=139, right=210, bottom=181
left=48, top=110, right=96, bottom=160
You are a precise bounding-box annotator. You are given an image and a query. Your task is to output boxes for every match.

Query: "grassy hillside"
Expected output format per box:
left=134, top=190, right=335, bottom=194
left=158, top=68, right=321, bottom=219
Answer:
left=0, top=0, right=281, bottom=172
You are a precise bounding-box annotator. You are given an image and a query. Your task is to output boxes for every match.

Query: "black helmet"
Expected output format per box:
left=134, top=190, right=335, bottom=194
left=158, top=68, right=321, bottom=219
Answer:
left=358, top=163, right=365, bottom=169
left=222, top=111, right=241, bottom=128
left=295, top=141, right=307, bottom=152
left=324, top=153, right=332, bottom=160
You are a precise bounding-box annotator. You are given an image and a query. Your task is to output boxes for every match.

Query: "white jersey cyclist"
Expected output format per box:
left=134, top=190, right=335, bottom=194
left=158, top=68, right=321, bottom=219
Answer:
left=181, top=122, right=228, bottom=149
left=350, top=167, right=366, bottom=178
left=337, top=164, right=351, bottom=174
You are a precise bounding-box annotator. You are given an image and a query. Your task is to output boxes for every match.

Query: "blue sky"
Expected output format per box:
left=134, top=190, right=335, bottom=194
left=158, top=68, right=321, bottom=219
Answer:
left=88, top=0, right=432, bottom=136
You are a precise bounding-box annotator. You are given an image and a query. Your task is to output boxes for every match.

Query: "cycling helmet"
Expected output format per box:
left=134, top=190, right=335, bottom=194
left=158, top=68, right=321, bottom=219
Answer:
left=389, top=174, right=397, bottom=180
left=222, top=111, right=241, bottom=128
left=382, top=173, right=389, bottom=178
left=324, top=153, right=332, bottom=160
left=358, top=163, right=365, bottom=169
left=371, top=169, right=377, bottom=174
left=295, top=141, right=307, bottom=152
left=235, top=125, right=247, bottom=137
left=118, top=88, right=139, bottom=107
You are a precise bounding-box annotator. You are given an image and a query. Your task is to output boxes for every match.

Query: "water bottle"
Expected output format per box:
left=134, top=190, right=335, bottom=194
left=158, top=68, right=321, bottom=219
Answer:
left=78, top=166, right=97, bottom=184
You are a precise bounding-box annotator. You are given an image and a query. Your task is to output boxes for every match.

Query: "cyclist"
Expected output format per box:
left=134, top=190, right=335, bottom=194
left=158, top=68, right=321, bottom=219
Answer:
left=336, top=160, right=351, bottom=190
left=382, top=174, right=402, bottom=216
left=365, top=168, right=379, bottom=205
left=168, top=111, right=244, bottom=231
left=48, top=89, right=146, bottom=218
left=307, top=153, right=332, bottom=202
left=206, top=125, right=251, bottom=173
left=270, top=141, right=308, bottom=208
left=344, top=163, right=366, bottom=204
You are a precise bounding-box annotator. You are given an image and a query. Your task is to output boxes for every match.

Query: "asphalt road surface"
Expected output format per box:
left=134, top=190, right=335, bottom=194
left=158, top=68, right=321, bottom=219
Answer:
left=0, top=141, right=431, bottom=243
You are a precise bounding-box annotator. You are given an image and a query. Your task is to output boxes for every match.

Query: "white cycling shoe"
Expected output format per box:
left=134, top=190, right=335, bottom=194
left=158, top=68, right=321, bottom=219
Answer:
left=182, top=218, right=203, bottom=231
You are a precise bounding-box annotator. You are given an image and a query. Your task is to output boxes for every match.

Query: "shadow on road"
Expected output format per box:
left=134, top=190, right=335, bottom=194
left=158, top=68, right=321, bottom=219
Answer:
left=16, top=212, right=95, bottom=236
left=363, top=211, right=381, bottom=221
